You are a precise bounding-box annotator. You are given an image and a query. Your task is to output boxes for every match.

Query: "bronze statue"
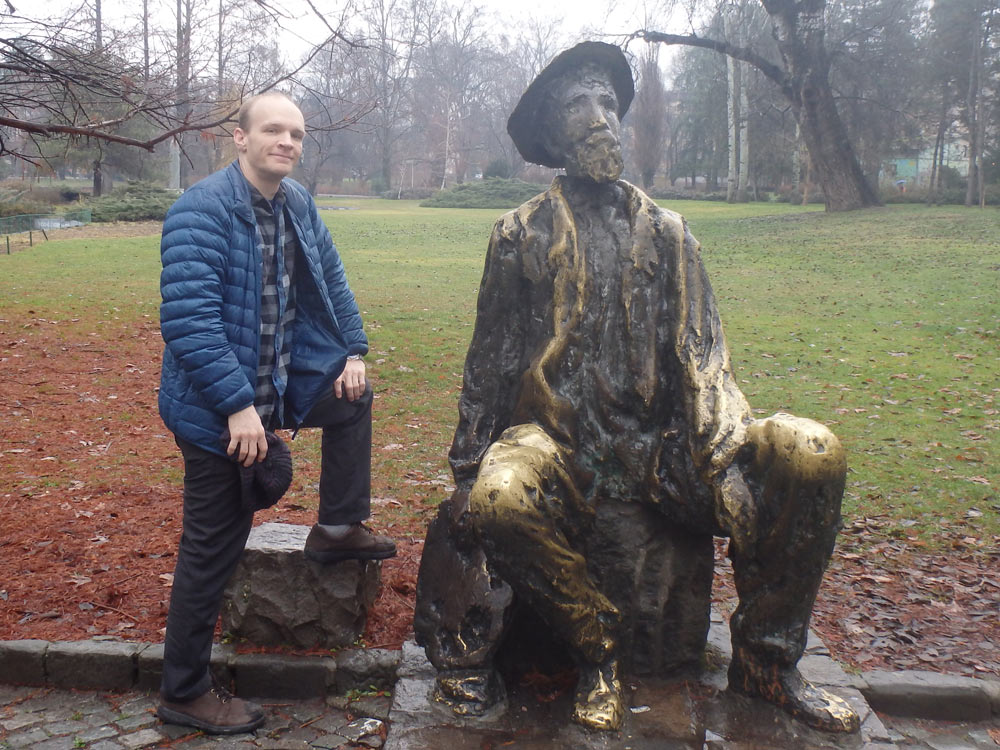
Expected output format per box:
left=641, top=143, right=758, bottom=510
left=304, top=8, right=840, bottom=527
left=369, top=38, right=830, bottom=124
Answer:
left=414, top=41, right=859, bottom=735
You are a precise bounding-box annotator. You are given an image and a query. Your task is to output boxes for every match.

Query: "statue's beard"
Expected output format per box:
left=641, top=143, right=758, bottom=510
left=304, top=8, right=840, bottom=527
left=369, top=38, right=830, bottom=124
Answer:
left=565, top=133, right=623, bottom=183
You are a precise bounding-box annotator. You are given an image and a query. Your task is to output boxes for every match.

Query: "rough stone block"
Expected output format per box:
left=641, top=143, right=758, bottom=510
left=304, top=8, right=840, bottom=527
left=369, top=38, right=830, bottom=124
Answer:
left=135, top=644, right=163, bottom=692
left=210, top=643, right=236, bottom=686
left=797, top=653, right=862, bottom=689
left=588, top=500, right=715, bottom=675
left=0, top=639, right=48, bottom=686
left=334, top=648, right=401, bottom=694
left=232, top=652, right=334, bottom=699
left=397, top=641, right=435, bottom=680
left=46, top=640, right=139, bottom=689
left=221, top=523, right=381, bottom=650
left=861, top=669, right=993, bottom=721
left=983, top=679, right=1000, bottom=716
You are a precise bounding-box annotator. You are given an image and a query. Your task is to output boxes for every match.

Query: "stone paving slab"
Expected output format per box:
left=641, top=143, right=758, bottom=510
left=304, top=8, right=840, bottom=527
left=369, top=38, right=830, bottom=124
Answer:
left=0, top=684, right=387, bottom=750
left=384, top=630, right=1000, bottom=750
left=3, top=635, right=1000, bottom=749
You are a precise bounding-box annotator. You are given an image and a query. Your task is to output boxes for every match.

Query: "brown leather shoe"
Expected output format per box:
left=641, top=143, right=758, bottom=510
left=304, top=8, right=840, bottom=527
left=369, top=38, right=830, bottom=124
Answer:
left=304, top=522, right=397, bottom=563
left=157, top=682, right=264, bottom=735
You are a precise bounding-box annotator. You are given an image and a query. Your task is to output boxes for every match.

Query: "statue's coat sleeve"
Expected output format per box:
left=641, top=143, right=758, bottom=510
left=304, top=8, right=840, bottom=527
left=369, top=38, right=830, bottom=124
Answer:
left=449, top=200, right=542, bottom=492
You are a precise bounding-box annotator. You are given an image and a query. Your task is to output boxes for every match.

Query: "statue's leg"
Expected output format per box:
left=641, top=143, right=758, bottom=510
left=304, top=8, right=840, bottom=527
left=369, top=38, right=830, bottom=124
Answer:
left=726, top=414, right=860, bottom=733
left=470, top=423, right=625, bottom=732
left=414, top=489, right=513, bottom=717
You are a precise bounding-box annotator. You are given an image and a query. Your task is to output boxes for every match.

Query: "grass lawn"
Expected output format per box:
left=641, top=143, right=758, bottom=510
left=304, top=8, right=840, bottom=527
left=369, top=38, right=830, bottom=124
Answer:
left=2, top=199, right=997, bottom=548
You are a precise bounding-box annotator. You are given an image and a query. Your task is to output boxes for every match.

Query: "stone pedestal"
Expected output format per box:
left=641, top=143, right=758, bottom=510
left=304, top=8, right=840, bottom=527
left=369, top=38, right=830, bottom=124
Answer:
left=387, top=628, right=892, bottom=750
left=221, top=522, right=381, bottom=649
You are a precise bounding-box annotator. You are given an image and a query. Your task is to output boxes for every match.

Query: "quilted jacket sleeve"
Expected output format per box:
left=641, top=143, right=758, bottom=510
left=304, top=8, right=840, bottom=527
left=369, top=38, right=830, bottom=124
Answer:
left=160, top=189, right=256, bottom=417
left=308, top=196, right=368, bottom=355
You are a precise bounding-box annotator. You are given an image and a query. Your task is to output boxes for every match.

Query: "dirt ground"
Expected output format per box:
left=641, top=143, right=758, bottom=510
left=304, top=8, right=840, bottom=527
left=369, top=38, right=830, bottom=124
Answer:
left=1, top=225, right=997, bottom=678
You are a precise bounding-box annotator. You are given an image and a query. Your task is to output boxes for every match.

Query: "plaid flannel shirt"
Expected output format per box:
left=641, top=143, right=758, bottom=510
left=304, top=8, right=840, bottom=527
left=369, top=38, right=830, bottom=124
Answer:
left=249, top=182, right=298, bottom=428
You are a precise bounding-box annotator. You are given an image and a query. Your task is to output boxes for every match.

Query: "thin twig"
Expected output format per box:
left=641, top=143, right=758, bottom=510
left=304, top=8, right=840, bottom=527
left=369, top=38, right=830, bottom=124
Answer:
left=84, top=601, right=138, bottom=622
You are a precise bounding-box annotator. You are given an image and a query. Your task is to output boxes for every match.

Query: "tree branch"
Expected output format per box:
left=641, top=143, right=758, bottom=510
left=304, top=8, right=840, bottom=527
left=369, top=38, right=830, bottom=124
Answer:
left=0, top=115, right=156, bottom=150
left=631, top=29, right=789, bottom=95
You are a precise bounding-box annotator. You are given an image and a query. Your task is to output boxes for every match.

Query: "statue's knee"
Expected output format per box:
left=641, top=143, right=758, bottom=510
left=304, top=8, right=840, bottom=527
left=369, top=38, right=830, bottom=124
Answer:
left=470, top=461, right=545, bottom=536
left=496, top=423, right=564, bottom=465
left=470, top=466, right=521, bottom=513
left=747, top=413, right=846, bottom=484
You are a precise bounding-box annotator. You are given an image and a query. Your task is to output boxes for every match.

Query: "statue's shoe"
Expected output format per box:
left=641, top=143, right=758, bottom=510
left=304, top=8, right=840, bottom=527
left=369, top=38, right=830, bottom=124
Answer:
left=571, top=659, right=624, bottom=732
left=432, top=669, right=505, bottom=717
left=728, top=657, right=860, bottom=734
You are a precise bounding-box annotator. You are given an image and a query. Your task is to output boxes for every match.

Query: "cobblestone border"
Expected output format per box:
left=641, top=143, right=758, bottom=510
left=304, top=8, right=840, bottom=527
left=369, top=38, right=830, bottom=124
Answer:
left=0, top=639, right=400, bottom=700
left=2, top=638, right=998, bottom=724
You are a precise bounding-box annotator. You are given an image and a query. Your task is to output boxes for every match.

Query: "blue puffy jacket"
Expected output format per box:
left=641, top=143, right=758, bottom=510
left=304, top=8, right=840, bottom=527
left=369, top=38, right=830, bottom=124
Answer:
left=158, top=162, right=368, bottom=455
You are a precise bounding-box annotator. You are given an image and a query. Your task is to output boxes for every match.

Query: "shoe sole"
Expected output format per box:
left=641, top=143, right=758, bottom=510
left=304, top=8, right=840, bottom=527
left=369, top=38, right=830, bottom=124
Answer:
left=303, top=548, right=397, bottom=564
left=156, top=706, right=265, bottom=735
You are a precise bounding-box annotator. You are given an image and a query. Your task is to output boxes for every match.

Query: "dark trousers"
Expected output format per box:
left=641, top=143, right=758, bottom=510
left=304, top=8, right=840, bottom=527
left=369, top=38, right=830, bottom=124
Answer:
left=160, top=383, right=373, bottom=702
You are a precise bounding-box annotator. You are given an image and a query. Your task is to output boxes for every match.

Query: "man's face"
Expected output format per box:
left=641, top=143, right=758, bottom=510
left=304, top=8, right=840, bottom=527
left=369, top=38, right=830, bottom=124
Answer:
left=542, top=67, right=623, bottom=183
left=233, top=96, right=305, bottom=186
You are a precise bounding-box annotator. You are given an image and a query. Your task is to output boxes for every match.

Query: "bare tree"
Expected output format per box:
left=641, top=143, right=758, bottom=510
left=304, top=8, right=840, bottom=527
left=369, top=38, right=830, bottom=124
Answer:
left=635, top=0, right=883, bottom=211
left=352, top=0, right=424, bottom=192
left=0, top=1, right=356, bottom=179
left=632, top=44, right=668, bottom=189
left=412, top=2, right=491, bottom=187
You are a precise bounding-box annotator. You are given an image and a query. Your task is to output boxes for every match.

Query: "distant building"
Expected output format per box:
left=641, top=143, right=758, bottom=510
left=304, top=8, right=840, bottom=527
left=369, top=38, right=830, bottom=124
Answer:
left=883, top=140, right=969, bottom=186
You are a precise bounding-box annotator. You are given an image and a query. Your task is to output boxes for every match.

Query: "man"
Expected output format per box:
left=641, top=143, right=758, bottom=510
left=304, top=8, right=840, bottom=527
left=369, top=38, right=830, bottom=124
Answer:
left=416, top=42, right=859, bottom=734
left=156, top=91, right=395, bottom=735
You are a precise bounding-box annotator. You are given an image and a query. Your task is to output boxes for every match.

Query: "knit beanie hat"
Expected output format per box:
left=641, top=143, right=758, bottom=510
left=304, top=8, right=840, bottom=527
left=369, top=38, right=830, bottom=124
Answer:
left=219, top=429, right=293, bottom=512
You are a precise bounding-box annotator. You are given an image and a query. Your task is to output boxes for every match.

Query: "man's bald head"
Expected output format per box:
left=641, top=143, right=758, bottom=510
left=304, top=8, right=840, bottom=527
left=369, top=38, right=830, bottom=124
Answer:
left=237, top=91, right=299, bottom=132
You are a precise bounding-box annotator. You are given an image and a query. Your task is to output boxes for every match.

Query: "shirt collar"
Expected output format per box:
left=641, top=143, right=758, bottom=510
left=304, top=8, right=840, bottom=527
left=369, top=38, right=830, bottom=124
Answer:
left=236, top=161, right=285, bottom=211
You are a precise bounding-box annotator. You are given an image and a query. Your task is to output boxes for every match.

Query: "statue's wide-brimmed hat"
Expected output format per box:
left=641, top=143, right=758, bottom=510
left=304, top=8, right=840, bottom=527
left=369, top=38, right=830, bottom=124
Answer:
left=507, top=41, right=634, bottom=168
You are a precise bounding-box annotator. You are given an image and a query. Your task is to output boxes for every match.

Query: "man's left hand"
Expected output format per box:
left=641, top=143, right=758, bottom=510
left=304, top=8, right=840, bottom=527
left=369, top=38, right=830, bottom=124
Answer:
left=334, top=358, right=366, bottom=401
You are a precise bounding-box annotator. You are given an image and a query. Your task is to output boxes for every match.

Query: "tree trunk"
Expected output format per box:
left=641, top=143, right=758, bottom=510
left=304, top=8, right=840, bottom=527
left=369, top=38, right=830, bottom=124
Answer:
left=175, top=0, right=192, bottom=189
left=143, top=0, right=149, bottom=82
left=95, top=0, right=103, bottom=50
left=736, top=60, right=750, bottom=202
left=928, top=93, right=949, bottom=202
left=642, top=0, right=880, bottom=211
left=965, top=6, right=983, bottom=207
left=791, top=122, right=801, bottom=194
left=380, top=148, right=392, bottom=195
left=725, top=14, right=738, bottom=202
left=92, top=158, right=103, bottom=198
left=763, top=0, right=880, bottom=211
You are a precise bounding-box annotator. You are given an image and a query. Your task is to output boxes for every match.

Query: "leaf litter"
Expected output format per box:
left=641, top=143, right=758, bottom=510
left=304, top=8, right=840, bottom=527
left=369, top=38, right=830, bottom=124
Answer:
left=0, top=308, right=997, bottom=679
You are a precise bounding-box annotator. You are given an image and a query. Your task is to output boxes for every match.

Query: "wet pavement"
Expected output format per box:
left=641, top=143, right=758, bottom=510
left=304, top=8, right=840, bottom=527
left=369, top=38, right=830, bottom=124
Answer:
left=0, top=683, right=391, bottom=749
left=3, top=681, right=1000, bottom=750
left=2, top=633, right=998, bottom=749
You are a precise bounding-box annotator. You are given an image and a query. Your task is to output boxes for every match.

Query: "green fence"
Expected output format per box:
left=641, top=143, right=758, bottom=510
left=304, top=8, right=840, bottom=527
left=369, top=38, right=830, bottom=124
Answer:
left=0, top=208, right=92, bottom=236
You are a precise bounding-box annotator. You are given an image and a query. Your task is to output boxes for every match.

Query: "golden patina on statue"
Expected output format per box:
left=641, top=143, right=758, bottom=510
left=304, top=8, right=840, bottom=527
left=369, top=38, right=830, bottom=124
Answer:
left=414, top=41, right=860, bottom=736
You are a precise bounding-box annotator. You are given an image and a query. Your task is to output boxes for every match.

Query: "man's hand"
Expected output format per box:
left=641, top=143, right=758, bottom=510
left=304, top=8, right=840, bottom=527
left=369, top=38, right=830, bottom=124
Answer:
left=227, top=405, right=267, bottom=467
left=334, top=358, right=366, bottom=401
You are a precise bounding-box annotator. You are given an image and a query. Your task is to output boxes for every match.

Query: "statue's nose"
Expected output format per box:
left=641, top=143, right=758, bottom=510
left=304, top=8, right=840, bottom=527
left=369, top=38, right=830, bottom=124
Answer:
left=587, top=101, right=611, bottom=130
left=588, top=106, right=610, bottom=130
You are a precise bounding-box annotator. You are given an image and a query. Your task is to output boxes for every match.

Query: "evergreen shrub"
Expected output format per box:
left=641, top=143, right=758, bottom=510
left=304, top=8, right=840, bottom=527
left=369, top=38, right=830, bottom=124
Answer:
left=420, top=178, right=547, bottom=209
left=89, top=182, right=178, bottom=222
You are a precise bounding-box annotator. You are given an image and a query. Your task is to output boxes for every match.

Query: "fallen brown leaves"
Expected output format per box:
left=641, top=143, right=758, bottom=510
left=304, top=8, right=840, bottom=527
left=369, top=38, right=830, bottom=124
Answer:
left=1, top=312, right=997, bottom=683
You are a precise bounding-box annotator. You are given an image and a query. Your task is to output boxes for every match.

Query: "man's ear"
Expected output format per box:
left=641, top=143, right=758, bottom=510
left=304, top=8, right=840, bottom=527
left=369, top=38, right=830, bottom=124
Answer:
left=233, top=127, right=247, bottom=151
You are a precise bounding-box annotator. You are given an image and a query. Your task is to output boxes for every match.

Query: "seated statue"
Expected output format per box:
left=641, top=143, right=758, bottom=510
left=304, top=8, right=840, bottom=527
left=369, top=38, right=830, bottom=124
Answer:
left=414, top=41, right=859, bottom=735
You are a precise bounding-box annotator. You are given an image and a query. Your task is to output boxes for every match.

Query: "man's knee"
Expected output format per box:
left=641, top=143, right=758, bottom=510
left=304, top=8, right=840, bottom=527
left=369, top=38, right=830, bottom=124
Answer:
left=747, top=413, right=846, bottom=485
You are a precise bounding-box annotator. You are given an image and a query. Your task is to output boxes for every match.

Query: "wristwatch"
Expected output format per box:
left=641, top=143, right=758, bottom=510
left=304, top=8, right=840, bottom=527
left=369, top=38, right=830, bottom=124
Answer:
left=347, top=354, right=362, bottom=361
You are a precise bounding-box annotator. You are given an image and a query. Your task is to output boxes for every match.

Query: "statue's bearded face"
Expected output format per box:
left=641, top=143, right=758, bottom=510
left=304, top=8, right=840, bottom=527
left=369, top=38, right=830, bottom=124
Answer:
left=541, top=66, right=624, bottom=183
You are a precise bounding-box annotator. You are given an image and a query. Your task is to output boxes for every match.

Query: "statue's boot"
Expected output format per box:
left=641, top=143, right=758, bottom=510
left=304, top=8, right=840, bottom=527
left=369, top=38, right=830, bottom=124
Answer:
left=571, top=658, right=624, bottom=732
left=432, top=668, right=506, bottom=717
left=728, top=654, right=860, bottom=734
